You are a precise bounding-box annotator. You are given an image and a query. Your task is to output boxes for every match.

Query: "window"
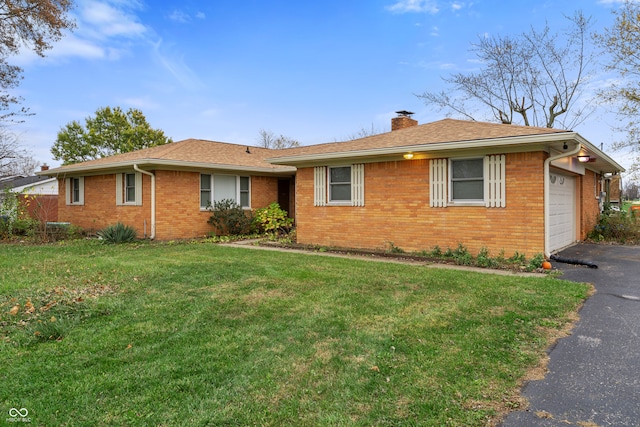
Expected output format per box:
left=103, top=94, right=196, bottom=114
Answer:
left=451, top=158, right=484, bottom=202
left=200, top=174, right=250, bottom=209
left=65, top=177, right=84, bottom=205
left=200, top=174, right=211, bottom=208
left=329, top=166, right=351, bottom=203
left=125, top=173, right=136, bottom=203
left=314, top=164, right=364, bottom=206
left=433, top=156, right=505, bottom=207
left=116, top=173, right=142, bottom=206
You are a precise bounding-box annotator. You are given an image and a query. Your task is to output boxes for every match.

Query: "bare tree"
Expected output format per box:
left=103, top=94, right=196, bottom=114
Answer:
left=594, top=0, right=640, bottom=167
left=418, top=11, right=594, bottom=129
left=256, top=129, right=301, bottom=149
left=0, top=0, right=75, bottom=121
left=0, top=128, right=38, bottom=176
left=343, top=123, right=386, bottom=140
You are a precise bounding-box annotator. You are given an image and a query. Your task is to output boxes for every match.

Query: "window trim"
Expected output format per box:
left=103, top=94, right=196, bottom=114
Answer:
left=200, top=173, right=251, bottom=210
left=449, top=157, right=485, bottom=206
left=65, top=177, right=84, bottom=206
left=327, top=165, right=352, bottom=205
left=116, top=172, right=142, bottom=206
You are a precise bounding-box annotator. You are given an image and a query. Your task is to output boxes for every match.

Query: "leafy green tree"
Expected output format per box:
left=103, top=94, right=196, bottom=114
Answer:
left=51, top=106, right=172, bottom=164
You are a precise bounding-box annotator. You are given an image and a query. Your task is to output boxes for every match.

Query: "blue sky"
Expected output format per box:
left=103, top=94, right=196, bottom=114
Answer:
left=10, top=0, right=634, bottom=169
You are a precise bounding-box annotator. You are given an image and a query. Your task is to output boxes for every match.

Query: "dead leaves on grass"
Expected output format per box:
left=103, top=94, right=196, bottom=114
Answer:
left=1, top=284, right=118, bottom=344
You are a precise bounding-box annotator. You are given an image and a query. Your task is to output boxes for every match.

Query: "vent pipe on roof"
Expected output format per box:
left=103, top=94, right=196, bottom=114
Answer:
left=391, top=110, right=418, bottom=131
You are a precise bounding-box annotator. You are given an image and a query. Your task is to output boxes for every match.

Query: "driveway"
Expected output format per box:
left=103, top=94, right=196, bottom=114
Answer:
left=500, top=243, right=640, bottom=426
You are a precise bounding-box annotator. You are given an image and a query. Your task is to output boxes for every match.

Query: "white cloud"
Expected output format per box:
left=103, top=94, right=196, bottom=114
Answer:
left=195, top=12, right=206, bottom=20
left=151, top=39, right=205, bottom=91
left=386, top=0, right=439, bottom=14
left=169, top=10, right=190, bottom=23
left=79, top=0, right=147, bottom=39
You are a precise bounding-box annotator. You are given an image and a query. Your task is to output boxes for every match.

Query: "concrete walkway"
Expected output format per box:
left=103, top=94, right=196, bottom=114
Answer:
left=500, top=243, right=640, bottom=426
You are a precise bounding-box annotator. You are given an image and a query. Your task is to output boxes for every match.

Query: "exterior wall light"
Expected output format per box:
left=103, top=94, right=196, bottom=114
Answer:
left=403, top=153, right=414, bottom=160
left=577, top=155, right=591, bottom=163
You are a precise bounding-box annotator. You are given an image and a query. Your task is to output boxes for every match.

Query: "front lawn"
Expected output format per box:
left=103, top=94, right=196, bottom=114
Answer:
left=0, top=241, right=588, bottom=426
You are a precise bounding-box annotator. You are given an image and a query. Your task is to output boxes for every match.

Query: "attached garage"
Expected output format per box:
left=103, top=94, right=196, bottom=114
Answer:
left=548, top=172, right=576, bottom=253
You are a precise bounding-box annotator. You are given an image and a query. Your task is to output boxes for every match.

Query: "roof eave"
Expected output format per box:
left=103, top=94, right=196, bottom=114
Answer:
left=37, top=158, right=296, bottom=176
left=268, top=132, right=625, bottom=173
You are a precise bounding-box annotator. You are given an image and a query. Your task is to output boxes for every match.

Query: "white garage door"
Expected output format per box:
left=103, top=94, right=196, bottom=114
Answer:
left=549, top=172, right=576, bottom=253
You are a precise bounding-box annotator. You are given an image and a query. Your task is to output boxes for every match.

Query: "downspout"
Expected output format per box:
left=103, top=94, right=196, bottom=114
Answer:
left=544, top=142, right=581, bottom=257
left=133, top=164, right=156, bottom=240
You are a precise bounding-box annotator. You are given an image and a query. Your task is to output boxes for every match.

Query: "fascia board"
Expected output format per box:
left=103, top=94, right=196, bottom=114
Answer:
left=36, top=159, right=296, bottom=177
left=267, top=133, right=578, bottom=165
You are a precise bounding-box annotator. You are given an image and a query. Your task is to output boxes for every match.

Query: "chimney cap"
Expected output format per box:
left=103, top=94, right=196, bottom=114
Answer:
left=395, top=110, right=414, bottom=117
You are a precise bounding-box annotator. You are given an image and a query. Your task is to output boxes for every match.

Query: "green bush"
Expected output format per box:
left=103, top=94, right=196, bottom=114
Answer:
left=97, top=223, right=137, bottom=244
left=207, top=199, right=254, bottom=236
left=588, top=209, right=640, bottom=244
left=253, top=202, right=293, bottom=235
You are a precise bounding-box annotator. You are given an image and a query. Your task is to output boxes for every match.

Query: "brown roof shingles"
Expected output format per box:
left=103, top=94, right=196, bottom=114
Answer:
left=48, top=139, right=292, bottom=173
left=269, top=118, right=571, bottom=158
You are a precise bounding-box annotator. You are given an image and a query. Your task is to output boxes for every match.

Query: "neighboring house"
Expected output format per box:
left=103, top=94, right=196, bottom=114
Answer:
left=1, top=167, right=59, bottom=222
left=39, top=114, right=624, bottom=257
left=38, top=140, right=296, bottom=239
left=266, top=114, right=624, bottom=257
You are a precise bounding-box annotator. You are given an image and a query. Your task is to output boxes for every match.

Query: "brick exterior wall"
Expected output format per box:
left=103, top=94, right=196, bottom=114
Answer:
left=579, top=169, right=600, bottom=240
left=18, top=195, right=58, bottom=222
left=295, top=152, right=549, bottom=257
left=58, top=171, right=282, bottom=239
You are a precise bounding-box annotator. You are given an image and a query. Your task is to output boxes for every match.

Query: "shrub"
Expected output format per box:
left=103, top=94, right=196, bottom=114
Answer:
left=253, top=202, right=293, bottom=235
left=97, top=223, right=137, bottom=244
left=208, top=199, right=254, bottom=236
left=526, top=253, right=545, bottom=271
left=588, top=209, right=640, bottom=244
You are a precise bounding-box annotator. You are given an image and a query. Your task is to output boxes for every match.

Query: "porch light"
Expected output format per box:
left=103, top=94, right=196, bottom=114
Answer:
left=577, top=155, right=591, bottom=163
left=403, top=153, right=414, bottom=160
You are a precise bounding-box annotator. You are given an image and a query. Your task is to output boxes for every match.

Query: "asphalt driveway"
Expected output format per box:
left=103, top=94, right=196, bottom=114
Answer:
left=500, top=243, right=640, bottom=426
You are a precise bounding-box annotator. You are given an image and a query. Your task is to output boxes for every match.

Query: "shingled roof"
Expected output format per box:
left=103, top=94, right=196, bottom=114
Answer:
left=41, top=139, right=296, bottom=175
left=269, top=118, right=571, bottom=160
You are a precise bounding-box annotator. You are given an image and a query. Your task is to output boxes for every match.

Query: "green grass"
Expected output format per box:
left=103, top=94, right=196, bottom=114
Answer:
left=0, top=240, right=589, bottom=426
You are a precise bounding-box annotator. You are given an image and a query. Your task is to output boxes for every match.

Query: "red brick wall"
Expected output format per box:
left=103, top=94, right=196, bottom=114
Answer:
left=58, top=171, right=282, bottom=239
left=19, top=195, right=58, bottom=222
left=579, top=170, right=600, bottom=240
left=295, top=152, right=547, bottom=257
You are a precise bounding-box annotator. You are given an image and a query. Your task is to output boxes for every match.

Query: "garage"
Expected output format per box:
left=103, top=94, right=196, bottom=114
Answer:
left=548, top=172, right=577, bottom=253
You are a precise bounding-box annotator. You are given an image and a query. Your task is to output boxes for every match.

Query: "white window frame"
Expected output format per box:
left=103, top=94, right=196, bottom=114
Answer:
left=200, top=174, right=251, bottom=210
left=328, top=165, right=352, bottom=205
left=65, top=177, right=84, bottom=206
left=449, top=157, right=485, bottom=206
left=116, top=172, right=142, bottom=206
left=314, top=165, right=365, bottom=207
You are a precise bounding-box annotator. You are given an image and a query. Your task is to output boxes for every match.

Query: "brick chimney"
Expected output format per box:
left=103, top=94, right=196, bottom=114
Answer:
left=40, top=163, right=49, bottom=171
left=391, top=110, right=418, bottom=131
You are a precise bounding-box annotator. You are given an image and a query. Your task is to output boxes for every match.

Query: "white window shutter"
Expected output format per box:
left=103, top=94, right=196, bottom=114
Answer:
left=65, top=178, right=71, bottom=205
left=430, top=159, right=447, bottom=207
left=77, top=177, right=85, bottom=205
left=135, top=172, right=143, bottom=206
left=484, top=155, right=506, bottom=208
left=314, top=166, right=327, bottom=206
left=351, top=164, right=364, bottom=207
left=115, top=173, right=123, bottom=206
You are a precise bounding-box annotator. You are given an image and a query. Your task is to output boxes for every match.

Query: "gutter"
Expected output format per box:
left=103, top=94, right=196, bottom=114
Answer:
left=133, top=164, right=156, bottom=240
left=544, top=142, right=581, bottom=257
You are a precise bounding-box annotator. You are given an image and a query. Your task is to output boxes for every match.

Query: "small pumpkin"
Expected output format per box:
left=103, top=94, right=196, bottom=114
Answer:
left=542, top=260, right=552, bottom=270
